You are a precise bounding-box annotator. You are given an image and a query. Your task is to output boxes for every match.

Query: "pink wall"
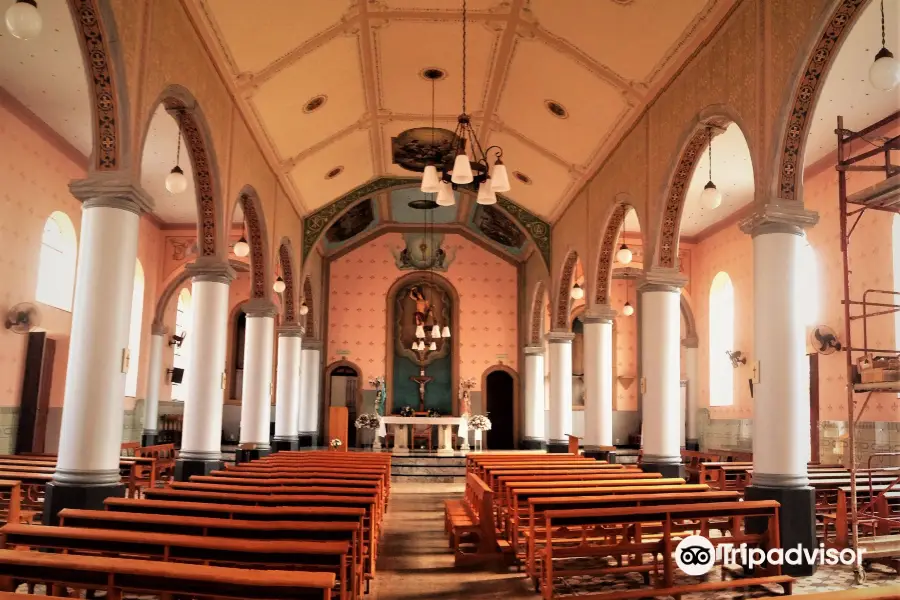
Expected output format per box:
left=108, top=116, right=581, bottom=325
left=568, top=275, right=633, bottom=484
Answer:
left=327, top=233, right=518, bottom=389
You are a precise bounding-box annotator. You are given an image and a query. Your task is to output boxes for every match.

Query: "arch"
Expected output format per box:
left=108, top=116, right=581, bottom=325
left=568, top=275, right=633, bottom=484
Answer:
left=773, top=0, right=868, bottom=201
left=125, top=259, right=145, bottom=397
left=35, top=211, right=78, bottom=312
left=655, top=106, right=754, bottom=269
left=68, top=0, right=130, bottom=171
left=233, top=186, right=272, bottom=300
left=481, top=364, right=520, bottom=449
left=529, top=281, right=547, bottom=345
left=553, top=250, right=580, bottom=330
left=594, top=195, right=646, bottom=306
left=138, top=85, right=222, bottom=257
left=709, top=271, right=735, bottom=407
left=302, top=276, right=316, bottom=338
left=153, top=259, right=250, bottom=326
left=277, top=238, right=297, bottom=324
left=322, top=360, right=365, bottom=447
left=384, top=271, right=461, bottom=415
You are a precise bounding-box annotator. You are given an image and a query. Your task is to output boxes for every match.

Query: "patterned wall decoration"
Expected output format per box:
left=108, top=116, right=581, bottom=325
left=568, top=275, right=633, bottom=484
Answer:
left=68, top=0, right=120, bottom=171
left=496, top=195, right=551, bottom=268
left=530, top=281, right=546, bottom=345
left=554, top=251, right=580, bottom=329
left=472, top=205, right=526, bottom=251
left=303, top=277, right=315, bottom=338
left=777, top=0, right=865, bottom=201
left=278, top=240, right=296, bottom=324
left=162, top=98, right=217, bottom=257
left=237, top=191, right=268, bottom=299
left=325, top=199, right=375, bottom=244
left=595, top=203, right=629, bottom=305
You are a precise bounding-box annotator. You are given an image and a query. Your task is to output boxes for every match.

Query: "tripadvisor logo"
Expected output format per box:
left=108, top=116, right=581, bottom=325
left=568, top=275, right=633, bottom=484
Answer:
left=675, top=536, right=715, bottom=576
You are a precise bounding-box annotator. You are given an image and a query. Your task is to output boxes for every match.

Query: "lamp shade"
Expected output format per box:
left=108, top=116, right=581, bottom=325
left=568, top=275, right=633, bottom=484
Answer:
left=441, top=325, right=451, bottom=338
left=421, top=165, right=441, bottom=192
left=233, top=236, right=250, bottom=257
left=429, top=341, right=437, bottom=351
left=418, top=340, right=426, bottom=351
left=490, top=161, right=511, bottom=192
left=273, top=277, right=286, bottom=293
left=5, top=0, right=42, bottom=40
left=299, top=304, right=309, bottom=316
left=476, top=181, right=497, bottom=205
left=412, top=342, right=419, bottom=351
left=622, top=302, right=634, bottom=317
left=616, top=244, right=633, bottom=265
left=165, top=165, right=188, bottom=194
left=870, top=47, right=900, bottom=91
left=415, top=325, right=425, bottom=339
left=436, top=181, right=456, bottom=206
left=570, top=284, right=584, bottom=300
left=451, top=153, right=474, bottom=184
left=700, top=181, right=722, bottom=209
left=431, top=325, right=441, bottom=338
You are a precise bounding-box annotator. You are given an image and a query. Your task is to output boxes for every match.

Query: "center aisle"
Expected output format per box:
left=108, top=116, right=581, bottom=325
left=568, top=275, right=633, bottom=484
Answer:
left=371, top=482, right=535, bottom=600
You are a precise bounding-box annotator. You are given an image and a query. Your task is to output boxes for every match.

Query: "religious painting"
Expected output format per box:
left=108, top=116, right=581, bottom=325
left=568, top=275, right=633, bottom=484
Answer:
left=472, top=204, right=525, bottom=250
left=391, top=232, right=456, bottom=271
left=325, top=199, right=374, bottom=244
left=391, top=127, right=459, bottom=173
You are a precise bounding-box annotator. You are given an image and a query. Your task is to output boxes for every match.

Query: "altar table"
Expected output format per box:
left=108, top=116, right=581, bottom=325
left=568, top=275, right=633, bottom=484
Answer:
left=375, top=416, right=469, bottom=455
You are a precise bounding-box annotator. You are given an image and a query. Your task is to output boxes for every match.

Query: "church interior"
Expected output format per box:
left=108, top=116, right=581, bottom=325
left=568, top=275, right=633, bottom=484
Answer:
left=0, top=0, right=899, bottom=597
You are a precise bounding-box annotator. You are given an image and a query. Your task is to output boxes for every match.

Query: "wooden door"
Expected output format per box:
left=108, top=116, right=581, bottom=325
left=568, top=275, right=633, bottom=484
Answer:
left=16, top=332, right=55, bottom=454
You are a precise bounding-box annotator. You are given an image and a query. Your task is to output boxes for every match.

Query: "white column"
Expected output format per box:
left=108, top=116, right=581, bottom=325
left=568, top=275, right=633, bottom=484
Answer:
left=142, top=324, right=166, bottom=443
left=679, top=380, right=687, bottom=449
left=639, top=270, right=685, bottom=474
left=683, top=341, right=700, bottom=448
left=178, top=260, right=234, bottom=471
left=54, top=183, right=150, bottom=489
left=238, top=299, right=276, bottom=451
left=273, top=326, right=303, bottom=448
left=583, top=308, right=616, bottom=450
left=523, top=346, right=546, bottom=449
left=547, top=331, right=574, bottom=452
left=299, top=340, right=322, bottom=446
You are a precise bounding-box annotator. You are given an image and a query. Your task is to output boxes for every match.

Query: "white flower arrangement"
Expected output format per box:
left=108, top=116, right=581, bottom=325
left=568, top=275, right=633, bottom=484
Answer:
left=467, top=414, right=492, bottom=431
left=330, top=438, right=343, bottom=448
left=354, top=413, right=381, bottom=430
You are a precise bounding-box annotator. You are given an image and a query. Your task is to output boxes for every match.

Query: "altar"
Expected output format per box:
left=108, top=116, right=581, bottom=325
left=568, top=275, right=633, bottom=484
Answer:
left=376, top=416, right=469, bottom=455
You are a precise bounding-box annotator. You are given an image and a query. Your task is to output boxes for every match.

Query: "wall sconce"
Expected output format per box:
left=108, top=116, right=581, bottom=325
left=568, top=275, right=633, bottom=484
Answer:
left=726, top=350, right=747, bottom=368
left=169, top=332, right=186, bottom=348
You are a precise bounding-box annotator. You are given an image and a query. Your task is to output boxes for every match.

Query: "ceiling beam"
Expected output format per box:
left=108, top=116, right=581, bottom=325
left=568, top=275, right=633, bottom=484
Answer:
left=477, top=0, right=525, bottom=143
left=359, top=1, right=386, bottom=174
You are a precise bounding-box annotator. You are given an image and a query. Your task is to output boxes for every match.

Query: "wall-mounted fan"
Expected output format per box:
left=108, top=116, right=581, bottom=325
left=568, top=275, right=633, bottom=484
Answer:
left=4, top=303, right=41, bottom=334
left=809, top=325, right=842, bottom=355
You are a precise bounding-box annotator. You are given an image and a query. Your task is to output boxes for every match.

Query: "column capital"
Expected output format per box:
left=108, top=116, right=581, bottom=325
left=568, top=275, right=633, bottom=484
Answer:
left=547, top=330, right=575, bottom=344
left=739, top=199, right=819, bottom=237
left=524, top=345, right=544, bottom=356
left=151, top=322, right=168, bottom=336
left=638, top=267, right=687, bottom=293
left=681, top=335, right=699, bottom=348
left=70, top=172, right=154, bottom=214
left=241, top=298, right=278, bottom=318
left=583, top=305, right=617, bottom=323
left=186, top=257, right=236, bottom=284
left=302, top=339, right=323, bottom=351
left=277, top=325, right=305, bottom=338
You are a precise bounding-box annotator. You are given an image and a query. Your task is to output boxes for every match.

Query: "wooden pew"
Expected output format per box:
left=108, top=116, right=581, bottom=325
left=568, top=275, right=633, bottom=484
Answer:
left=681, top=449, right=720, bottom=483
left=1, top=523, right=353, bottom=600
left=0, top=482, right=21, bottom=525
left=0, top=548, right=335, bottom=599
left=823, top=486, right=900, bottom=548
left=444, top=473, right=499, bottom=565
left=760, top=588, right=900, bottom=600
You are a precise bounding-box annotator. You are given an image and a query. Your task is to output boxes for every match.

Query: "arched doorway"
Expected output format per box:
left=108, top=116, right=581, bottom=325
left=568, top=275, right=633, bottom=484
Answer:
left=324, top=363, right=362, bottom=448
left=483, top=367, right=517, bottom=450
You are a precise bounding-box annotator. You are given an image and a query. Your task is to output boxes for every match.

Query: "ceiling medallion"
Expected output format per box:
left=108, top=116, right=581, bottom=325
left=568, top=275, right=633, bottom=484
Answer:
left=513, top=171, right=532, bottom=185
left=544, top=100, right=569, bottom=119
left=408, top=199, right=439, bottom=210
left=303, top=95, right=328, bottom=114
left=324, top=166, right=344, bottom=180
left=419, top=67, right=447, bottom=81
left=392, top=127, right=459, bottom=173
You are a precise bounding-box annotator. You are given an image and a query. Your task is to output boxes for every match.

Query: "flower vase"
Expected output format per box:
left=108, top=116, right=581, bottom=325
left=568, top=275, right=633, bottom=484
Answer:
left=474, top=429, right=483, bottom=451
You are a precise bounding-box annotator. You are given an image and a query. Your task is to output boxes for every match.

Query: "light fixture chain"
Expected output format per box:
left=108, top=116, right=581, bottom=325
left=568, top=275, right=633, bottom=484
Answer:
left=461, top=0, right=467, bottom=115
left=881, top=0, right=886, bottom=48
left=707, top=126, right=713, bottom=181
left=175, top=111, right=183, bottom=166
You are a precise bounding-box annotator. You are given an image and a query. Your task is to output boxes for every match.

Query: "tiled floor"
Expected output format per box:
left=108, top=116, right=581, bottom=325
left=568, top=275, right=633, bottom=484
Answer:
left=371, top=482, right=900, bottom=599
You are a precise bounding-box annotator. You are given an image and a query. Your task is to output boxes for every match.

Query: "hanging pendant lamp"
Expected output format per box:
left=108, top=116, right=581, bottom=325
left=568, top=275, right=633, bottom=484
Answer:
left=700, top=126, right=722, bottom=210
left=273, top=276, right=286, bottom=293
left=5, top=0, right=42, bottom=40
left=571, top=282, right=584, bottom=300
left=870, top=0, right=900, bottom=91
left=165, top=111, right=188, bottom=195
left=616, top=208, right=633, bottom=265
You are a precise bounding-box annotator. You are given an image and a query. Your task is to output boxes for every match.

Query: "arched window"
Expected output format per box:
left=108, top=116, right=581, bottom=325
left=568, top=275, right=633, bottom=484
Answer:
left=171, top=288, right=192, bottom=402
left=798, top=236, right=819, bottom=327
left=35, top=211, right=77, bottom=311
left=124, top=260, right=144, bottom=397
left=708, top=271, right=734, bottom=407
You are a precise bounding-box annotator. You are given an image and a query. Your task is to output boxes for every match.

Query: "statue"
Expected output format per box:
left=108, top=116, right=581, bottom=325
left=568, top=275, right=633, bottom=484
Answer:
left=368, top=375, right=387, bottom=416
left=409, top=285, right=434, bottom=328
left=459, top=377, right=476, bottom=418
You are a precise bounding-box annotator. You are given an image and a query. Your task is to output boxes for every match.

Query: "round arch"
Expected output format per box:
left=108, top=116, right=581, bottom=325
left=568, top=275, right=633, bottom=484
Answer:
left=593, top=195, right=647, bottom=307
left=384, top=271, right=461, bottom=415
left=153, top=259, right=250, bottom=327
left=277, top=237, right=298, bottom=324
left=480, top=363, right=520, bottom=449
left=322, top=359, right=365, bottom=445
left=553, top=250, right=580, bottom=330
left=137, top=84, right=222, bottom=257
left=529, top=281, right=548, bottom=345
left=233, top=186, right=272, bottom=301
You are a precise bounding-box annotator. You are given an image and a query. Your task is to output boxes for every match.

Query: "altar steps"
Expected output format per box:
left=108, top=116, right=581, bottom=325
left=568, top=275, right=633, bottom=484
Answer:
left=390, top=454, right=466, bottom=484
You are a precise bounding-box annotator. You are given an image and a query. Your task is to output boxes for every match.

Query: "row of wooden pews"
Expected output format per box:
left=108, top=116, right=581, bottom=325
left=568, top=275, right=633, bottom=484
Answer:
left=0, top=449, right=390, bottom=599
left=450, top=452, right=794, bottom=599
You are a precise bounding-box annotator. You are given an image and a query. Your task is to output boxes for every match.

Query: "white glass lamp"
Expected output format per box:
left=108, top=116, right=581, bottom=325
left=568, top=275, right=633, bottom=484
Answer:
left=273, top=277, right=286, bottom=293
left=429, top=341, right=437, bottom=351
left=622, top=302, right=634, bottom=317
left=700, top=181, right=722, bottom=209
left=436, top=181, right=456, bottom=206
left=233, top=236, right=250, bottom=257
left=165, top=166, right=188, bottom=194
left=451, top=153, right=474, bottom=184
left=431, top=325, right=441, bottom=338
left=870, top=47, right=900, bottom=91
left=441, top=325, right=451, bottom=338
left=571, top=283, right=584, bottom=300
left=415, top=325, right=425, bottom=339
left=5, top=0, right=42, bottom=40
left=476, top=181, right=497, bottom=205
left=490, top=160, right=510, bottom=192
left=418, top=340, right=426, bottom=351
left=616, top=244, right=633, bottom=265
left=299, top=304, right=309, bottom=316
left=421, top=165, right=441, bottom=192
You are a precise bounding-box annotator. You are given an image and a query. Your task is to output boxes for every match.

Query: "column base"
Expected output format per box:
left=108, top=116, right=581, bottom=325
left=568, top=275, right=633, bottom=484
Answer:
left=42, top=481, right=126, bottom=526
left=140, top=431, right=158, bottom=447
left=175, top=458, right=224, bottom=482
left=235, top=447, right=271, bottom=464
left=744, top=484, right=817, bottom=576
left=641, top=460, right=685, bottom=479
left=298, top=433, right=316, bottom=448
left=547, top=441, right=569, bottom=454
left=520, top=438, right=547, bottom=451
left=272, top=437, right=299, bottom=452
left=584, top=447, right=617, bottom=463
left=685, top=439, right=700, bottom=451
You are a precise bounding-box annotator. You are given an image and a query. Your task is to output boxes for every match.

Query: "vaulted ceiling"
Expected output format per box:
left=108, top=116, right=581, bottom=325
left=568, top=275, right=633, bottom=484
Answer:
left=187, top=0, right=735, bottom=221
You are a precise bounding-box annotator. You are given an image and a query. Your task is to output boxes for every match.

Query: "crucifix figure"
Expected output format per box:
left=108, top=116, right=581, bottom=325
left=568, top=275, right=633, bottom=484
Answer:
left=410, top=367, right=434, bottom=412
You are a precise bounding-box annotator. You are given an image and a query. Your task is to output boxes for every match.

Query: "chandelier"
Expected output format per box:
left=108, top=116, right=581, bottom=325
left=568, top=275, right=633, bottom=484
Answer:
left=420, top=0, right=510, bottom=203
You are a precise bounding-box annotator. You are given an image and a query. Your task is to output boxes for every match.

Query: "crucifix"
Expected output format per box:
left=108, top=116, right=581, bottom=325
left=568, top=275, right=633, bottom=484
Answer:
left=410, top=367, right=433, bottom=412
